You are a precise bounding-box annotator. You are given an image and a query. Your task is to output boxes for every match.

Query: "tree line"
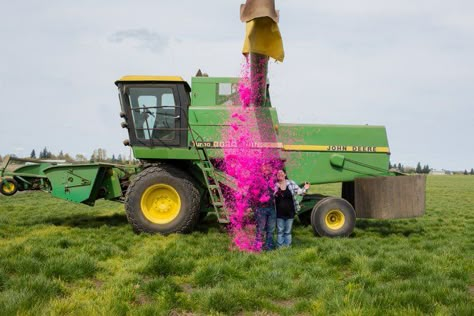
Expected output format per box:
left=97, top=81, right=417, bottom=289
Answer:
left=390, top=161, right=474, bottom=175
left=0, top=147, right=129, bottom=164
left=464, top=169, right=474, bottom=175
left=0, top=152, right=473, bottom=175
left=389, top=162, right=431, bottom=174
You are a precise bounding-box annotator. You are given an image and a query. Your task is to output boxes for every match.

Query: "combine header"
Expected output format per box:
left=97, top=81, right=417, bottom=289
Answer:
left=0, top=155, right=137, bottom=205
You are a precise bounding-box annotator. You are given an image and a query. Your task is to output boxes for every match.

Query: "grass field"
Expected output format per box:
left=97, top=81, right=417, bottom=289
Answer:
left=0, top=176, right=473, bottom=315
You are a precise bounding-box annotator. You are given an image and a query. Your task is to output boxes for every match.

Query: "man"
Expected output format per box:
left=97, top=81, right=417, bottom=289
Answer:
left=249, top=162, right=276, bottom=250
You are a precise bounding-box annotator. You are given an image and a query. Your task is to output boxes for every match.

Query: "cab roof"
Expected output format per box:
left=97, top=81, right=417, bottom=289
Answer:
left=115, top=75, right=190, bottom=90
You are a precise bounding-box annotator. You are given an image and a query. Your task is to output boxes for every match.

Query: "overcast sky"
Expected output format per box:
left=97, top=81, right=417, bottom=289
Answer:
left=1, top=0, right=473, bottom=170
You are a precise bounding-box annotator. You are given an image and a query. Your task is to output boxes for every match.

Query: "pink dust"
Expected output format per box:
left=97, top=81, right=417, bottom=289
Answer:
left=222, top=58, right=281, bottom=252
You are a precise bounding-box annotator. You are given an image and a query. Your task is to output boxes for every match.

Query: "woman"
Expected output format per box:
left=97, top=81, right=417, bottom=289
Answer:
left=274, top=169, right=310, bottom=247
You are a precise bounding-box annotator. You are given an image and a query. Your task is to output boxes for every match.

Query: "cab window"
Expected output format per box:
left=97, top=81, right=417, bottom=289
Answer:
left=128, top=87, right=178, bottom=141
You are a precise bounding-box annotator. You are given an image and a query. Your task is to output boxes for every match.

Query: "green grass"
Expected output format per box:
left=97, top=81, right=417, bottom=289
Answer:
left=0, top=176, right=473, bottom=315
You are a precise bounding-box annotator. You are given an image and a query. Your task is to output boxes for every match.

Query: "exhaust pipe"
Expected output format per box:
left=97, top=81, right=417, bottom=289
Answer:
left=241, top=0, right=284, bottom=107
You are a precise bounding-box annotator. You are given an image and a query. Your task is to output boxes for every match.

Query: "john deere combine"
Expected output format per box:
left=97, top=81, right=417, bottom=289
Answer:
left=0, top=0, right=425, bottom=237
left=0, top=71, right=426, bottom=237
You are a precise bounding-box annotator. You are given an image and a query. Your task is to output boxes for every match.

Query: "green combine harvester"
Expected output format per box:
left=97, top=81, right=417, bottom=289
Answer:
left=0, top=74, right=425, bottom=237
left=0, top=0, right=425, bottom=238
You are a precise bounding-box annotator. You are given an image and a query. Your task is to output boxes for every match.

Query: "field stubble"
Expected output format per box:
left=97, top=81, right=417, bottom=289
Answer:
left=0, top=176, right=472, bottom=315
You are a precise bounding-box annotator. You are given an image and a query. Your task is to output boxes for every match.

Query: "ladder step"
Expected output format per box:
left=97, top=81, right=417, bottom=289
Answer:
left=217, top=216, right=230, bottom=224
left=212, top=202, right=224, bottom=206
left=208, top=185, right=219, bottom=189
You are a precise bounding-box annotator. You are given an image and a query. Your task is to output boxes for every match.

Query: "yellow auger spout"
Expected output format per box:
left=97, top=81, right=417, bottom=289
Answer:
left=241, top=0, right=284, bottom=106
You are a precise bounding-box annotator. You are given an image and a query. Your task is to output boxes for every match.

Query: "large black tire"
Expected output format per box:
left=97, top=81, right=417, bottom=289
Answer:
left=311, top=197, right=356, bottom=237
left=125, top=166, right=200, bottom=234
left=0, top=178, right=18, bottom=196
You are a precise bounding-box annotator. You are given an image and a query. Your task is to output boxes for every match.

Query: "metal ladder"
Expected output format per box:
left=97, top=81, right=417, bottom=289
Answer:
left=196, top=148, right=230, bottom=223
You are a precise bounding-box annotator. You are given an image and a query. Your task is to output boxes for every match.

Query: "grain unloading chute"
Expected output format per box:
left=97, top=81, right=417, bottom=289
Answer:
left=241, top=0, right=284, bottom=107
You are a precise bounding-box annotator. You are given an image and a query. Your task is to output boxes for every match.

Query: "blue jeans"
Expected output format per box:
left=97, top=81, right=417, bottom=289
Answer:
left=255, top=206, right=276, bottom=250
left=276, top=218, right=294, bottom=247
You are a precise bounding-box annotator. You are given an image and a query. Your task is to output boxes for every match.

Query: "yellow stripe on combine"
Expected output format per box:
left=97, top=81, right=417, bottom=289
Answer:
left=192, top=141, right=390, bottom=153
left=283, top=144, right=390, bottom=153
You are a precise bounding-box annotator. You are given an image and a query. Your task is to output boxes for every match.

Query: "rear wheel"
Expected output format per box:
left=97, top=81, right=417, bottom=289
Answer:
left=1, top=178, right=18, bottom=196
left=311, top=197, right=356, bottom=237
left=125, top=166, right=200, bottom=234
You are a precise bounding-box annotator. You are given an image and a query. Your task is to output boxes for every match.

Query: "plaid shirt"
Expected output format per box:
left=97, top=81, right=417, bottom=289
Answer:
left=274, top=180, right=307, bottom=212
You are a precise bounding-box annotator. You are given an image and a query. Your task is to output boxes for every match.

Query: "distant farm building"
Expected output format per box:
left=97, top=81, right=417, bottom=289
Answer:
left=430, top=169, right=447, bottom=175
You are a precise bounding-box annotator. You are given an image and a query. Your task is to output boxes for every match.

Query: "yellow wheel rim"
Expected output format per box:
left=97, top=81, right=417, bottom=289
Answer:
left=325, top=209, right=345, bottom=230
left=2, top=181, right=15, bottom=194
left=140, top=184, right=181, bottom=224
